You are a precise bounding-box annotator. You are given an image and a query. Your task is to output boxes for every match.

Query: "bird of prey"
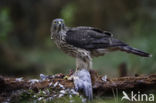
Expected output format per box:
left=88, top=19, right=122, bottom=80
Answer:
left=50, top=18, right=151, bottom=100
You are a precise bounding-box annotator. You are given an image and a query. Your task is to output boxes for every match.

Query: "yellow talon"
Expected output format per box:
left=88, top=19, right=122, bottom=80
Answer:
left=64, top=75, right=74, bottom=80
left=64, top=75, right=69, bottom=79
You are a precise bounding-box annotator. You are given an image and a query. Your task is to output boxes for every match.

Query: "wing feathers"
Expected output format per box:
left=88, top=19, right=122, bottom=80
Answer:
left=66, top=27, right=126, bottom=50
left=71, top=26, right=113, bottom=37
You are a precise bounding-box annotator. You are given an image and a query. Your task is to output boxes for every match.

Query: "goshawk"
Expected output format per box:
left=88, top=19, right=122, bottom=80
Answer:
left=50, top=18, right=151, bottom=100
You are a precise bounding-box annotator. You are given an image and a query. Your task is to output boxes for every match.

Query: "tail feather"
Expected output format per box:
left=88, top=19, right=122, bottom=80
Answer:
left=119, top=46, right=152, bottom=57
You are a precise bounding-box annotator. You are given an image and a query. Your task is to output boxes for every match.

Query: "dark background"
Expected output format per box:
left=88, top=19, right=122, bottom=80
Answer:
left=0, top=0, right=155, bottom=77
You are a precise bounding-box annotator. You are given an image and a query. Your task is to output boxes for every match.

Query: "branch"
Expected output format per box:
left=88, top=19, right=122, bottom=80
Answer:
left=0, top=71, right=156, bottom=102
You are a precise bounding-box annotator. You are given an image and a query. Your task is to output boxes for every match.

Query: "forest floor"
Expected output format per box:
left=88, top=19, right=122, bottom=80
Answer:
left=0, top=70, right=156, bottom=103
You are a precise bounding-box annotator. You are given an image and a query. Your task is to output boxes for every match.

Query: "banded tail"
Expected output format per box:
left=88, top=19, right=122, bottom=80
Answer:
left=119, top=46, right=152, bottom=57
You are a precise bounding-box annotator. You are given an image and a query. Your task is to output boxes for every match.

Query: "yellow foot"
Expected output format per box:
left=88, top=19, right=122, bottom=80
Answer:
left=64, top=75, right=74, bottom=80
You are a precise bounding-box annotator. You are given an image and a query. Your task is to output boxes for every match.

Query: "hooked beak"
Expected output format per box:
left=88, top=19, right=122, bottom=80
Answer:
left=51, top=36, right=53, bottom=39
left=58, top=22, right=62, bottom=31
left=58, top=21, right=61, bottom=24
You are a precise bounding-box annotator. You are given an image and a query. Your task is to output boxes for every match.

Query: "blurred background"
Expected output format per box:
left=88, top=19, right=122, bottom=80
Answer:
left=0, top=0, right=155, bottom=77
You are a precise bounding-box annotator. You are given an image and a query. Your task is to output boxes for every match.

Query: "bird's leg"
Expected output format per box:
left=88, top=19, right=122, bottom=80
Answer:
left=88, top=56, right=93, bottom=69
left=73, top=56, right=93, bottom=100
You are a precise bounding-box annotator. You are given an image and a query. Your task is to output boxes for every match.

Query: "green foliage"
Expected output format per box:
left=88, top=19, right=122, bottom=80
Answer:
left=0, top=1, right=156, bottom=102
left=0, top=8, right=12, bottom=42
left=0, top=0, right=155, bottom=78
left=49, top=96, right=82, bottom=103
left=13, top=90, right=35, bottom=103
left=15, top=94, right=153, bottom=103
left=60, top=2, right=77, bottom=25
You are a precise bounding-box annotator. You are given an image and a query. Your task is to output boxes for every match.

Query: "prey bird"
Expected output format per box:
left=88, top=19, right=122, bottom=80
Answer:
left=50, top=18, right=151, bottom=100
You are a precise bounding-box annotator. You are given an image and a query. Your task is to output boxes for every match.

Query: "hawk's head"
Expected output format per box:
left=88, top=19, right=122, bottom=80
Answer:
left=51, top=18, right=65, bottom=33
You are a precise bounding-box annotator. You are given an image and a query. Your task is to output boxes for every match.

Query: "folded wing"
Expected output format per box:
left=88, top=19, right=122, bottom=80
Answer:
left=65, top=26, right=127, bottom=50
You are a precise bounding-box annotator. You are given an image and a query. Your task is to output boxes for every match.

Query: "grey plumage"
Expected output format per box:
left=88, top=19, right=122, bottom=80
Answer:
left=50, top=18, right=151, bottom=100
left=73, top=69, right=93, bottom=100
left=51, top=18, right=151, bottom=58
left=65, top=26, right=151, bottom=57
